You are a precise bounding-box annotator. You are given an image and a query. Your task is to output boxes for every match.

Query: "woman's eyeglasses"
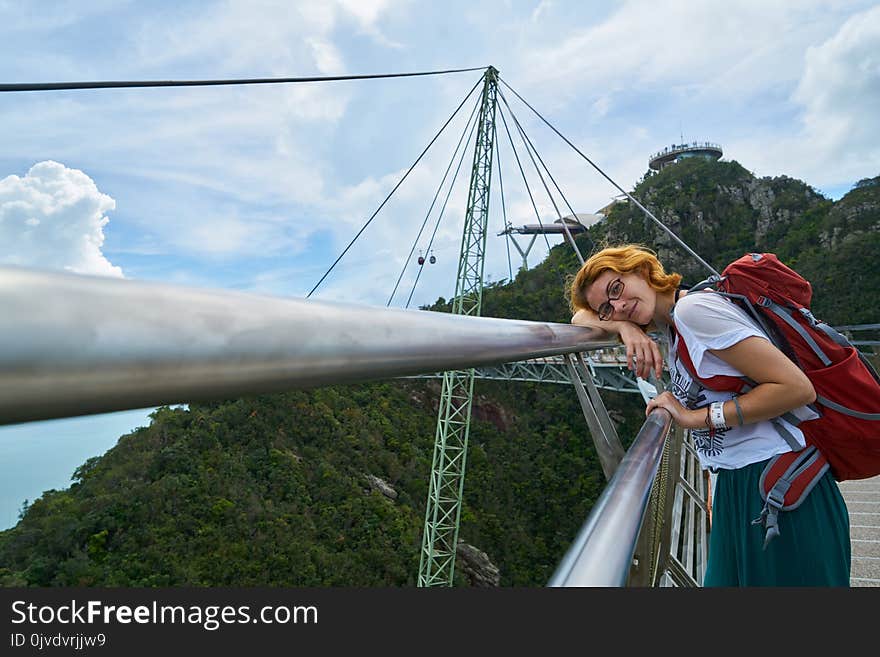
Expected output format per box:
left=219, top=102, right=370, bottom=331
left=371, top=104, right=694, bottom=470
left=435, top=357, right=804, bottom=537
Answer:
left=597, top=278, right=624, bottom=321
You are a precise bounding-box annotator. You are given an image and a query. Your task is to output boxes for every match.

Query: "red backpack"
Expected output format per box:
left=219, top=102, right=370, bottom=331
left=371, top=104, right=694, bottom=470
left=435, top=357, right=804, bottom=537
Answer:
left=675, top=252, right=880, bottom=483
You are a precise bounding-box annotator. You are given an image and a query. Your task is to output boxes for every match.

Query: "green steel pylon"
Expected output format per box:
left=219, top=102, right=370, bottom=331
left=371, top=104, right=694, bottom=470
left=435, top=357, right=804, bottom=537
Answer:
left=418, top=66, right=498, bottom=587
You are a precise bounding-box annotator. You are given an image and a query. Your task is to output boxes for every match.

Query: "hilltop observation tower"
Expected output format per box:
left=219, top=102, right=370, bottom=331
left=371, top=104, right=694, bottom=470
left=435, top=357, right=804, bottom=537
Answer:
left=648, top=141, right=722, bottom=171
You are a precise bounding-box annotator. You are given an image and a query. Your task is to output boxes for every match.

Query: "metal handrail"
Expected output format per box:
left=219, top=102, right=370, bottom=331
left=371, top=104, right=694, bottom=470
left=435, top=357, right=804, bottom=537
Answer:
left=547, top=408, right=673, bottom=587
left=0, top=265, right=617, bottom=425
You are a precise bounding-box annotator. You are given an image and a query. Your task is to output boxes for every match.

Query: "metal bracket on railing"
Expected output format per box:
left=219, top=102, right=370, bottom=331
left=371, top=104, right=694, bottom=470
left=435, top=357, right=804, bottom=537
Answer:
left=564, top=352, right=626, bottom=480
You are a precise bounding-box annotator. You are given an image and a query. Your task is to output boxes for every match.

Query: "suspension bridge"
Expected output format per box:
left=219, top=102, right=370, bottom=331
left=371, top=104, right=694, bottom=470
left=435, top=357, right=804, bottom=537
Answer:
left=1, top=65, right=877, bottom=587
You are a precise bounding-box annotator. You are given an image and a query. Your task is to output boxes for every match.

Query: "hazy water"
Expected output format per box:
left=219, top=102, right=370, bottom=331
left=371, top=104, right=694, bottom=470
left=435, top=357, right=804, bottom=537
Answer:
left=0, top=408, right=155, bottom=530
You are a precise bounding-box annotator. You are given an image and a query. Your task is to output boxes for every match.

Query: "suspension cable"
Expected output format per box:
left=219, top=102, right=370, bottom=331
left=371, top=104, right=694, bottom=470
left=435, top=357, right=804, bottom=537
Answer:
left=0, top=67, right=487, bottom=93
left=307, top=74, right=484, bottom=298
left=498, top=90, right=585, bottom=265
left=404, top=105, right=481, bottom=309
left=495, top=134, right=514, bottom=281
left=387, top=92, right=481, bottom=306
left=498, top=77, right=719, bottom=277
left=498, top=88, right=593, bottom=264
left=496, top=104, right=555, bottom=257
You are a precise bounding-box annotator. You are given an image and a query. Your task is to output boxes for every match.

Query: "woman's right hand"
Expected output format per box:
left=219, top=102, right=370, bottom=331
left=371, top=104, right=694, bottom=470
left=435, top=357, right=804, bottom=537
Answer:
left=571, top=308, right=663, bottom=380
left=617, top=322, right=664, bottom=381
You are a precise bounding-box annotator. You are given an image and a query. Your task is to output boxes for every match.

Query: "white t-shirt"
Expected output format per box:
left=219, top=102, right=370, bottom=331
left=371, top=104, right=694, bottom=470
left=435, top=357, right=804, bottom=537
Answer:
left=667, top=292, right=816, bottom=470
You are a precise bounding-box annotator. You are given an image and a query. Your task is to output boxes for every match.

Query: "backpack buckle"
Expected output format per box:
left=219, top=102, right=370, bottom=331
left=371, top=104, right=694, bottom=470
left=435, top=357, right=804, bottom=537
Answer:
left=751, top=501, right=781, bottom=550
left=756, top=296, right=771, bottom=307
left=798, top=307, right=819, bottom=327
left=766, top=488, right=787, bottom=510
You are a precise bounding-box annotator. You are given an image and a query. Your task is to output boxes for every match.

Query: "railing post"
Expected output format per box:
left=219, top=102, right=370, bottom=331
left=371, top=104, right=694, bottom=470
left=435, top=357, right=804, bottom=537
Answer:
left=563, top=353, right=625, bottom=480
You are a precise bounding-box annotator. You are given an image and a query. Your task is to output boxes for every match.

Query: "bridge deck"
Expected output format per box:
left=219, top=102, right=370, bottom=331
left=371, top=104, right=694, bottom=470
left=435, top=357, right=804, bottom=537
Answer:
left=840, top=474, right=880, bottom=587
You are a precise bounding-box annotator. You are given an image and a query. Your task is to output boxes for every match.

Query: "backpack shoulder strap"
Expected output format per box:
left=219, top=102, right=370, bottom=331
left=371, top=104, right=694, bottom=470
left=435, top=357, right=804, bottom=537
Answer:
left=671, top=299, right=752, bottom=399
left=688, top=274, right=724, bottom=293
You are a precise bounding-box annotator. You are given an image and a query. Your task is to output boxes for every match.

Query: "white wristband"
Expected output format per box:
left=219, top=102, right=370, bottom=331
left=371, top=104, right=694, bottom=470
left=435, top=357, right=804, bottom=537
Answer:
left=710, top=402, right=728, bottom=430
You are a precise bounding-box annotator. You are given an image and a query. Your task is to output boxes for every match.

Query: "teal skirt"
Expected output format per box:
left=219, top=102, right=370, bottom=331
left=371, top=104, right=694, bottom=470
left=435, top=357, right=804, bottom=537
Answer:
left=703, top=458, right=851, bottom=587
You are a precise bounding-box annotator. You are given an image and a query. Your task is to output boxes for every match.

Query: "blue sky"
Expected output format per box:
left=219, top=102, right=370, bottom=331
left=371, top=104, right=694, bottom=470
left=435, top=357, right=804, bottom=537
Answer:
left=1, top=0, right=878, bottom=528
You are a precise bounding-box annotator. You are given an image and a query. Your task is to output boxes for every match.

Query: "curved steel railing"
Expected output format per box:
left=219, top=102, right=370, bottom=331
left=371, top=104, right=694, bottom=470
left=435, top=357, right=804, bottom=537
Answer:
left=547, top=408, right=673, bottom=587
left=0, top=265, right=684, bottom=587
left=0, top=266, right=617, bottom=425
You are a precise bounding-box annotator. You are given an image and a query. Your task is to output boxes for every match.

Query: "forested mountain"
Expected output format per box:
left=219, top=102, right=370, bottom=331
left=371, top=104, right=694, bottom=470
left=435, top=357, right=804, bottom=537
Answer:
left=586, top=160, right=880, bottom=325
left=1, top=160, right=877, bottom=587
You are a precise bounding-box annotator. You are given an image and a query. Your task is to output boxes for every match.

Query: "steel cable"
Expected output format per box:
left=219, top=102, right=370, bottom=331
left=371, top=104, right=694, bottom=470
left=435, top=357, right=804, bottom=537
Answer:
left=498, top=77, right=719, bottom=277
left=307, top=74, right=484, bottom=298
left=387, top=93, right=482, bottom=306
left=0, top=67, right=487, bottom=93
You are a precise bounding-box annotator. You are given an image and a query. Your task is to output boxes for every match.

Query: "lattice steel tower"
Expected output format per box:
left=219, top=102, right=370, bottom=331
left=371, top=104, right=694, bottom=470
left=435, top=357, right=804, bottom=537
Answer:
left=418, top=67, right=498, bottom=586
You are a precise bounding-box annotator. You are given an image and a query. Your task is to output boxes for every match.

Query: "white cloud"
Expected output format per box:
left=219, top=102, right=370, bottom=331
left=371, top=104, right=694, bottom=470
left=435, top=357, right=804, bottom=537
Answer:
left=307, top=37, right=346, bottom=75
left=0, top=161, right=123, bottom=277
left=495, top=1, right=879, bottom=199
left=0, top=0, right=126, bottom=33
left=337, top=0, right=405, bottom=48
left=0, top=1, right=413, bottom=269
left=511, top=1, right=874, bottom=117
left=727, top=4, right=880, bottom=189
left=131, top=0, right=402, bottom=72
left=531, top=0, right=554, bottom=22
left=1, top=1, right=875, bottom=306
left=528, top=0, right=832, bottom=88
left=792, top=5, right=880, bottom=176
left=337, top=0, right=395, bottom=26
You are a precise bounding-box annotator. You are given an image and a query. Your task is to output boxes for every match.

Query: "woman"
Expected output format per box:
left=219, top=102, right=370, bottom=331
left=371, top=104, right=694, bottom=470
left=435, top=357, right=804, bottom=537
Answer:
left=569, top=244, right=850, bottom=586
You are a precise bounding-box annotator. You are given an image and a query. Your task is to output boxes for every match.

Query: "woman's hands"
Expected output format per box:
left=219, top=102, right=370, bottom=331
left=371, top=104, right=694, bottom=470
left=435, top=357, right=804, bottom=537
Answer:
left=617, top=322, right=664, bottom=381
left=571, top=308, right=663, bottom=380
left=645, top=391, right=704, bottom=429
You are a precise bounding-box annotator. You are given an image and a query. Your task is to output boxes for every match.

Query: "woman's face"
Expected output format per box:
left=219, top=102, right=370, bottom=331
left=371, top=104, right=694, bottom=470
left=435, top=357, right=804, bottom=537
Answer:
left=584, top=269, right=656, bottom=325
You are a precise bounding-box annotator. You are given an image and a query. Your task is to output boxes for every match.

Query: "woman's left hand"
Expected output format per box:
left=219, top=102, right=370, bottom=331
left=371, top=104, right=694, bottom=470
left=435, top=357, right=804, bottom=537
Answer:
left=645, top=391, right=703, bottom=429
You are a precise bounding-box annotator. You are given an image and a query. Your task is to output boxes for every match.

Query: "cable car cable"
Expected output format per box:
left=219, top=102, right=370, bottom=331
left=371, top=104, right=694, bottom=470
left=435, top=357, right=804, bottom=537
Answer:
left=386, top=93, right=482, bottom=306
left=404, top=109, right=479, bottom=309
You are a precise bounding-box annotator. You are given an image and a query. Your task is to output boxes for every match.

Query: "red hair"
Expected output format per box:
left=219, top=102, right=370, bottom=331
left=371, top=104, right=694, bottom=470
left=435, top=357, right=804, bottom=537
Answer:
left=568, top=244, right=682, bottom=313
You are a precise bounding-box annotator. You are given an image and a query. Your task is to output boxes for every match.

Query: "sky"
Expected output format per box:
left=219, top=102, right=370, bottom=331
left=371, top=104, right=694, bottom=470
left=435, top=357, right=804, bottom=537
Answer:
left=0, top=0, right=878, bottom=528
